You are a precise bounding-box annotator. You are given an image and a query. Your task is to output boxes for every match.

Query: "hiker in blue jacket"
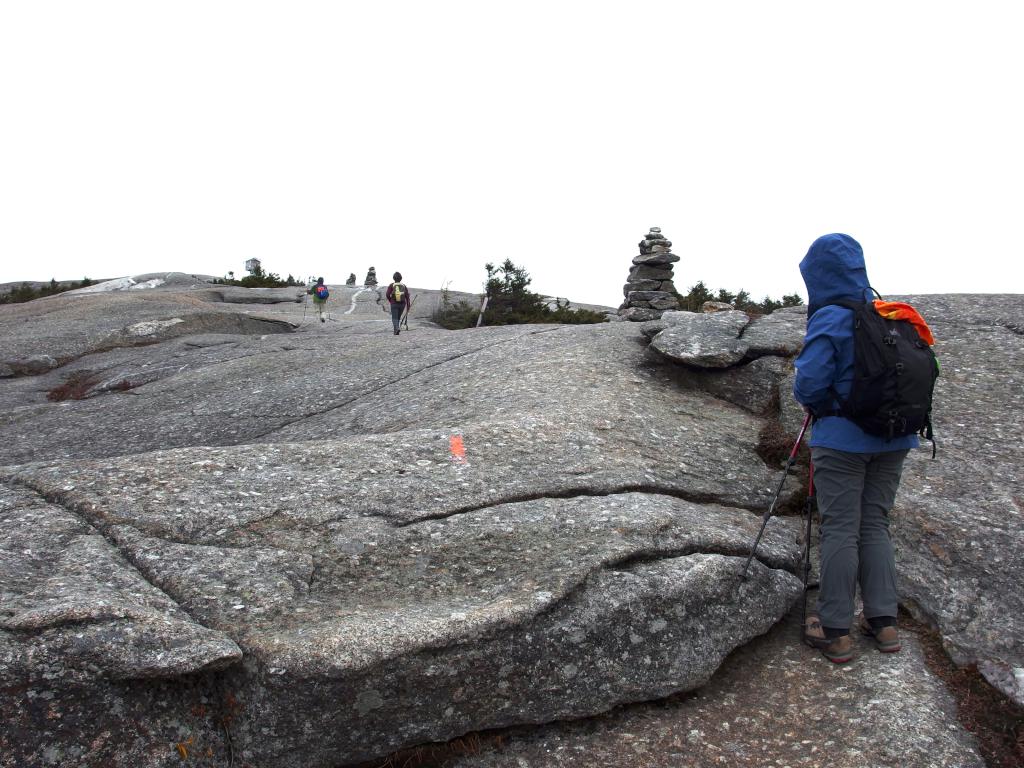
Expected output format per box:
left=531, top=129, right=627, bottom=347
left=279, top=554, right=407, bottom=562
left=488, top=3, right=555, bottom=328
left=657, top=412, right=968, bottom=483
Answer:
left=794, top=233, right=916, bottom=663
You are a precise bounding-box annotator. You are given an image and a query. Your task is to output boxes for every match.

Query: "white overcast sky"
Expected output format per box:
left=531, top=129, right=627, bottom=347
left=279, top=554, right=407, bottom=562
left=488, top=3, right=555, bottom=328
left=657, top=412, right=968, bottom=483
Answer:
left=1, top=1, right=1021, bottom=307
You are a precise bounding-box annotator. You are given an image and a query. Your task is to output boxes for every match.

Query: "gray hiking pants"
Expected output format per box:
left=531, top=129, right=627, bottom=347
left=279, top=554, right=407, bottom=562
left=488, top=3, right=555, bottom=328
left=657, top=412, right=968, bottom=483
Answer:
left=812, top=446, right=908, bottom=631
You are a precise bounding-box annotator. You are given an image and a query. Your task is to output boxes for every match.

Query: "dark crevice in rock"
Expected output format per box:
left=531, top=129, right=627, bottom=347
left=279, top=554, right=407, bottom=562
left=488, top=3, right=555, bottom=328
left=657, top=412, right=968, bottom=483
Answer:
left=307, top=558, right=323, bottom=591
left=3, top=612, right=141, bottom=634
left=606, top=542, right=795, bottom=577
left=200, top=289, right=303, bottom=306
left=211, top=669, right=242, bottom=767
left=3, top=340, right=158, bottom=378
left=733, top=316, right=756, bottom=339
left=898, top=607, right=1024, bottom=766
left=4, top=478, right=111, bottom=538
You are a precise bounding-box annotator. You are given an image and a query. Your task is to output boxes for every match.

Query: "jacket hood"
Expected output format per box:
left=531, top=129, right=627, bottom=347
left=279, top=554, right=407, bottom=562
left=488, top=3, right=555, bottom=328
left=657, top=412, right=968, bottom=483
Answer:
left=799, top=233, right=871, bottom=316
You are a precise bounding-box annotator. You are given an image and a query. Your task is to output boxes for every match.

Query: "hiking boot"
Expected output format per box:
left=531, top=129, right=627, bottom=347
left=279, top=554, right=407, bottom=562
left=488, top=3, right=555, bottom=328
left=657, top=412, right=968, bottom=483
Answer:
left=320, top=316, right=325, bottom=323
left=859, top=614, right=901, bottom=653
left=804, top=615, right=854, bottom=663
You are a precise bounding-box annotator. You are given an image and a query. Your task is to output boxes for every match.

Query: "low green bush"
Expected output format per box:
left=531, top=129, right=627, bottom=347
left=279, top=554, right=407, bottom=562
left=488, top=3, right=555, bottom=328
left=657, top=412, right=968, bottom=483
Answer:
left=0, top=277, right=95, bottom=304
left=432, top=260, right=608, bottom=329
left=675, top=280, right=803, bottom=314
left=212, top=265, right=302, bottom=289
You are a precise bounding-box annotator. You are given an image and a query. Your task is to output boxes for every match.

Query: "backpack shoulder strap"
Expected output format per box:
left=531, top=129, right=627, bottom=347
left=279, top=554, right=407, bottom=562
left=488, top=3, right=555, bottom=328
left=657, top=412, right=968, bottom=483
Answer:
left=814, top=298, right=869, bottom=419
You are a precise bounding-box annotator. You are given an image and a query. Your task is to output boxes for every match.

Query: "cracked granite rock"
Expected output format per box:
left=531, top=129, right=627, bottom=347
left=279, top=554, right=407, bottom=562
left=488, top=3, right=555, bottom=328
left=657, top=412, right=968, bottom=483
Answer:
left=0, top=281, right=293, bottom=377
left=890, top=294, right=1024, bottom=705
left=443, top=610, right=985, bottom=768
left=642, top=293, right=1024, bottom=708
left=1, top=467, right=805, bottom=766
left=0, top=282, right=1018, bottom=766
left=0, top=481, right=243, bottom=767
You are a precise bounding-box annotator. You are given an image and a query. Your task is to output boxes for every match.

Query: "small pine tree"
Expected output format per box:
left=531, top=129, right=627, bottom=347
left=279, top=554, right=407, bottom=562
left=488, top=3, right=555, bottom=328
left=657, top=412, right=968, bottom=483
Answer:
left=432, top=260, right=606, bottom=329
left=677, top=281, right=715, bottom=312
left=676, top=281, right=801, bottom=315
left=732, top=289, right=755, bottom=312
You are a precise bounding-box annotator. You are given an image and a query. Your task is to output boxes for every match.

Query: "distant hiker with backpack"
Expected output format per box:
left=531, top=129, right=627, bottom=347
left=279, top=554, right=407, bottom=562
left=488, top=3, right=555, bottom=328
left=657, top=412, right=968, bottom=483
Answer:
left=794, top=233, right=938, bottom=664
left=308, top=277, right=329, bottom=323
left=386, top=272, right=411, bottom=335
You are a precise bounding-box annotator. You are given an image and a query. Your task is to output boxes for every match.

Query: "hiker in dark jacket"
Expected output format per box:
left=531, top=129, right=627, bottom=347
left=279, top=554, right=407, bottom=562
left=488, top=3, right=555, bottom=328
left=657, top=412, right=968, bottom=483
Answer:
left=794, top=233, right=916, bottom=663
left=386, top=272, right=411, bottom=335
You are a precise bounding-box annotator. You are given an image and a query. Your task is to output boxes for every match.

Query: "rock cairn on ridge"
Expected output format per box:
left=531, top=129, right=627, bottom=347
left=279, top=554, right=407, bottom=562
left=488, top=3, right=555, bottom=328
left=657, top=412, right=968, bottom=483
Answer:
left=364, top=267, right=378, bottom=286
left=619, top=227, right=681, bottom=321
left=346, top=273, right=356, bottom=286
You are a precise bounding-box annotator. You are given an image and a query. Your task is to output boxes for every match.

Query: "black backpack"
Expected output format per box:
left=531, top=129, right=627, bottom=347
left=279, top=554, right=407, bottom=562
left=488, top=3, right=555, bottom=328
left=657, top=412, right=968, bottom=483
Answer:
left=823, top=298, right=938, bottom=447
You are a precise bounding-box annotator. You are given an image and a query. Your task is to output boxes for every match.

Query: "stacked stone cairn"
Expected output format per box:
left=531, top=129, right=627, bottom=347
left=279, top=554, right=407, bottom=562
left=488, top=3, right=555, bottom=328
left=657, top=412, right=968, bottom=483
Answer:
left=346, top=273, right=356, bottom=286
left=364, top=267, right=378, bottom=286
left=619, top=227, right=680, bottom=321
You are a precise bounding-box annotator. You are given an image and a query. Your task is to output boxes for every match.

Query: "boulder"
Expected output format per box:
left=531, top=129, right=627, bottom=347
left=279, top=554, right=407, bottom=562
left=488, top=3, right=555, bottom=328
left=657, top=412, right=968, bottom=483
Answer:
left=649, top=310, right=751, bottom=368
left=742, top=304, right=807, bottom=357
left=700, top=300, right=734, bottom=313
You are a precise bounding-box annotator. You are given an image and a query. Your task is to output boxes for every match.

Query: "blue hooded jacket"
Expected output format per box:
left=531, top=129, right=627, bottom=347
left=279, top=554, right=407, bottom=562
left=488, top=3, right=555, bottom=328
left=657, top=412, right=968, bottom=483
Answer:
left=793, top=233, right=919, bottom=453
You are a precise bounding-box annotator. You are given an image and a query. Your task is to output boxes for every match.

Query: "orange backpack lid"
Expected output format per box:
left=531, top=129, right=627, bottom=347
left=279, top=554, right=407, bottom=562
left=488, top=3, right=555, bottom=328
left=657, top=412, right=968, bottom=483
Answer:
left=873, top=300, right=934, bottom=345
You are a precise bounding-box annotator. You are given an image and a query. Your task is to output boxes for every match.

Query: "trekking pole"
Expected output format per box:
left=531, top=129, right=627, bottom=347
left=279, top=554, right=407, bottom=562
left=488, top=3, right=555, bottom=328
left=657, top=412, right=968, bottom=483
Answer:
left=799, top=459, right=818, bottom=627
left=740, top=412, right=812, bottom=581
left=301, top=288, right=308, bottom=324
left=401, top=295, right=416, bottom=330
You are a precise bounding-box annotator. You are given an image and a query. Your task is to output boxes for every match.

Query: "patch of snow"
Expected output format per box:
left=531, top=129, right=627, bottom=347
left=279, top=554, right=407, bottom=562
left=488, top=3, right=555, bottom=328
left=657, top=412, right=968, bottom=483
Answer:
left=69, top=276, right=165, bottom=294
left=345, top=286, right=370, bottom=315
left=125, top=318, right=185, bottom=337
left=130, top=278, right=165, bottom=290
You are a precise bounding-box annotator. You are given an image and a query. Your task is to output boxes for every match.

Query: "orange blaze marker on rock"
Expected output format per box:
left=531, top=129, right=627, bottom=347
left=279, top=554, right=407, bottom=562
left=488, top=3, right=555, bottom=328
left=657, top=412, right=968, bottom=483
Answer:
left=449, top=434, right=466, bottom=463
